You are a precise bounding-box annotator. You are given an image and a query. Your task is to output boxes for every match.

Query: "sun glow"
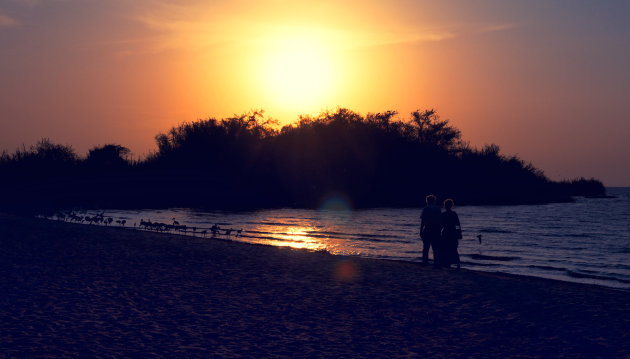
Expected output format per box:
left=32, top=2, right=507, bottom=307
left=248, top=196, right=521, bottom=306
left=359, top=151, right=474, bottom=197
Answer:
left=257, top=30, right=341, bottom=112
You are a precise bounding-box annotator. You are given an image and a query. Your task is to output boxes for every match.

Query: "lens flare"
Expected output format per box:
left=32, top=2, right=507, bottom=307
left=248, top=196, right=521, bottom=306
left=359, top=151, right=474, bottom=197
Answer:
left=333, top=260, right=359, bottom=282
left=319, top=193, right=352, bottom=212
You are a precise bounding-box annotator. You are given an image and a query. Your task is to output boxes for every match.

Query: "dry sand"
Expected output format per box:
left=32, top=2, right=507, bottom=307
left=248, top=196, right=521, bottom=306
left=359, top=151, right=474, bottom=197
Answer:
left=1, top=213, right=629, bottom=358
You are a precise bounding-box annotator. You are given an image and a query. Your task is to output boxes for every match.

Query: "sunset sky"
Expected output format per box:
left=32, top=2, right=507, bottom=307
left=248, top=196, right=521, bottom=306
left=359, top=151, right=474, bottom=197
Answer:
left=1, top=0, right=629, bottom=185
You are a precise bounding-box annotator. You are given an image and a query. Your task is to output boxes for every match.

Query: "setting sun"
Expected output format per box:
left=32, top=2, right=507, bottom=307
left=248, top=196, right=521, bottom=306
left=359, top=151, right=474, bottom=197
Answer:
left=256, top=30, right=341, bottom=112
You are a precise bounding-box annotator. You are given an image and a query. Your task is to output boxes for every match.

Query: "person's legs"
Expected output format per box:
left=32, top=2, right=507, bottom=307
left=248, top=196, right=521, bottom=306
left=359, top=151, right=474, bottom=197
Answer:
left=432, top=237, right=441, bottom=268
left=422, top=238, right=431, bottom=264
left=455, top=245, right=461, bottom=270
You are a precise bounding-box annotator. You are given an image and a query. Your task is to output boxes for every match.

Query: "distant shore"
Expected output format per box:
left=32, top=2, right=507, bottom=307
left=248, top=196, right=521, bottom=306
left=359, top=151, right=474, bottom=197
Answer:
left=1, top=214, right=629, bottom=357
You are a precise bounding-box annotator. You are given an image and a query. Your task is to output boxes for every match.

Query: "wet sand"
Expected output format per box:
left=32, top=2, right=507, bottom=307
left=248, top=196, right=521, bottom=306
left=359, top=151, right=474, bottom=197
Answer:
left=1, top=214, right=629, bottom=358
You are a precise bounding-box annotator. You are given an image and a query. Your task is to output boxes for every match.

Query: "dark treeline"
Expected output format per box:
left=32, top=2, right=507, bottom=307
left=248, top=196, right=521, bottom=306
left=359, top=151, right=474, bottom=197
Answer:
left=0, top=108, right=605, bottom=214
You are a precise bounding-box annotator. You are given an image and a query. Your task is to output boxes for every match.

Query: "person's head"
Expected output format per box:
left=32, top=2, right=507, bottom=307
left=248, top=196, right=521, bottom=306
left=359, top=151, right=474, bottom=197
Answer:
left=444, top=199, right=454, bottom=210
left=425, top=194, right=437, bottom=205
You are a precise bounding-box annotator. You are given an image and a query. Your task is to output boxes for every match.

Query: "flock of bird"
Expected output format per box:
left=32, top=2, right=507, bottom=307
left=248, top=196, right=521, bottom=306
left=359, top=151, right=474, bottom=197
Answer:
left=138, top=218, right=243, bottom=238
left=52, top=211, right=243, bottom=238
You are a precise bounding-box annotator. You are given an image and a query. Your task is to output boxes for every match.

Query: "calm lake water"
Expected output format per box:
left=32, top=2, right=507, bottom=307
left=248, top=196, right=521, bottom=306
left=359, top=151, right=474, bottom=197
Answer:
left=50, top=187, right=630, bottom=290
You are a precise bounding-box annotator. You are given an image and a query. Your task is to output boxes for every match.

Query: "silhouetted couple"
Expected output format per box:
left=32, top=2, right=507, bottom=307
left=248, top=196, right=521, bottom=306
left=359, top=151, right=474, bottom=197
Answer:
left=420, top=195, right=462, bottom=269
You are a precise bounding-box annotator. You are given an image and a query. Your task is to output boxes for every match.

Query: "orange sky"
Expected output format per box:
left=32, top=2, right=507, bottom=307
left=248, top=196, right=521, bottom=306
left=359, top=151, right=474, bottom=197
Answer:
left=1, top=1, right=629, bottom=185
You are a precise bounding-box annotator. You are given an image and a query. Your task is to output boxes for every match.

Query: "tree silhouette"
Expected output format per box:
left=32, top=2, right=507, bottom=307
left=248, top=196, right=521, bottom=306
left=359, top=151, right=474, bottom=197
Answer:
left=86, top=144, right=131, bottom=169
left=410, top=109, right=462, bottom=149
left=0, top=108, right=606, bottom=213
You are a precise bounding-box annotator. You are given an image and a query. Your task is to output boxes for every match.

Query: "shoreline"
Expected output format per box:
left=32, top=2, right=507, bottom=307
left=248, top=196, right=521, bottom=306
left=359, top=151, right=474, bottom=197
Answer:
left=38, top=209, right=630, bottom=292
left=43, top=216, right=630, bottom=293
left=2, top=213, right=629, bottom=357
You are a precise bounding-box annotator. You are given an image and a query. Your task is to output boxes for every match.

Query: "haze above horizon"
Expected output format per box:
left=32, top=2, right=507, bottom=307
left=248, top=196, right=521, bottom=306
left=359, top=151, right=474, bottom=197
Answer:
left=1, top=0, right=629, bottom=186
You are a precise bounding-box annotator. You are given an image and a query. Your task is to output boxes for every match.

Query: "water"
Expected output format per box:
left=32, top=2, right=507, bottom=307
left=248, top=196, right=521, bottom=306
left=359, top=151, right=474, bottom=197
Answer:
left=49, top=188, right=630, bottom=290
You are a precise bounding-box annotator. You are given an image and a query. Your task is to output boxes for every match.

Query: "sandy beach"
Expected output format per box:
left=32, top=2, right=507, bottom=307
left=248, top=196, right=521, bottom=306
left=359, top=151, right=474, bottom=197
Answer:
left=1, top=214, right=629, bottom=358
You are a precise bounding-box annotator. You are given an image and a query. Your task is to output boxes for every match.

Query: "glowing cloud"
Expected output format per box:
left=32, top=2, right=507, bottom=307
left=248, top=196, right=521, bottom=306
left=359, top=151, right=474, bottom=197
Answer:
left=480, top=23, right=518, bottom=33
left=0, top=12, right=18, bottom=27
left=133, top=2, right=457, bottom=54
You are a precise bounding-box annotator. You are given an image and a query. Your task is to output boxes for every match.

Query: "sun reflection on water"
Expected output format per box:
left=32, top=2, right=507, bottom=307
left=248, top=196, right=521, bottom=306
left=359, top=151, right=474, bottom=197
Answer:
left=248, top=225, right=327, bottom=251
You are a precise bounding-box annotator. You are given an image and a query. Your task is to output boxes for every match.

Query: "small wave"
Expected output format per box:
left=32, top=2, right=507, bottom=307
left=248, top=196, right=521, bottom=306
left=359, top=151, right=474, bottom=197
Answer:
left=566, top=233, right=590, bottom=238
left=469, top=254, right=520, bottom=261
left=244, top=221, right=296, bottom=226
left=190, top=222, right=230, bottom=227
left=314, top=231, right=403, bottom=240
left=349, top=232, right=404, bottom=239
left=244, top=229, right=276, bottom=236
left=461, top=261, right=500, bottom=267
left=527, top=265, right=566, bottom=272
left=537, top=233, right=592, bottom=239
left=230, top=233, right=275, bottom=241
left=244, top=229, right=411, bottom=244
left=343, top=236, right=411, bottom=244
left=243, top=232, right=410, bottom=245
left=539, top=233, right=565, bottom=238
left=566, top=270, right=630, bottom=284
left=611, top=263, right=630, bottom=270
left=239, top=234, right=306, bottom=244
left=479, top=228, right=512, bottom=234
left=371, top=254, right=395, bottom=259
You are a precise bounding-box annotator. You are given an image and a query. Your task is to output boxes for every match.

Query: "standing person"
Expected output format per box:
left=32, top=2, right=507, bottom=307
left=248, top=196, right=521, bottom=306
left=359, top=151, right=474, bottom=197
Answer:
left=440, top=199, right=462, bottom=269
left=420, top=194, right=442, bottom=266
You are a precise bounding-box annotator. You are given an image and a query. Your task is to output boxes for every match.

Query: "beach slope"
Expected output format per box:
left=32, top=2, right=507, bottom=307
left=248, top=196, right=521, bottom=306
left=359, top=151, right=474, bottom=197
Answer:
left=1, top=214, right=629, bottom=357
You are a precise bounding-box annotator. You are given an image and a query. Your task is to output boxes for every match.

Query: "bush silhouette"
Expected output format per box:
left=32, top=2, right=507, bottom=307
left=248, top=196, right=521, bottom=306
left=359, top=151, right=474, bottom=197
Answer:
left=0, top=108, right=606, bottom=213
left=85, top=144, right=131, bottom=170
